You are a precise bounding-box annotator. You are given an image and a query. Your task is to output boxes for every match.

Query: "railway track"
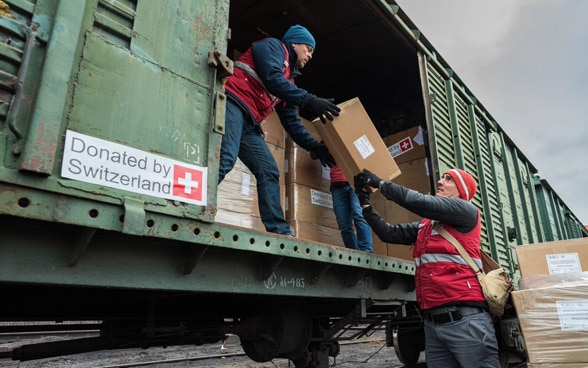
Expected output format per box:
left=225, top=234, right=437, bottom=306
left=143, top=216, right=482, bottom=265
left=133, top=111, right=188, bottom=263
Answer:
left=0, top=332, right=401, bottom=368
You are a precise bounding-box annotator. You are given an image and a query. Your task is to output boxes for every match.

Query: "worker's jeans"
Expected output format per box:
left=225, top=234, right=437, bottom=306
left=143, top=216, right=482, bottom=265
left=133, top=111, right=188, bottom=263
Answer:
left=331, top=184, right=373, bottom=252
left=218, top=100, right=291, bottom=235
left=424, top=310, right=499, bottom=368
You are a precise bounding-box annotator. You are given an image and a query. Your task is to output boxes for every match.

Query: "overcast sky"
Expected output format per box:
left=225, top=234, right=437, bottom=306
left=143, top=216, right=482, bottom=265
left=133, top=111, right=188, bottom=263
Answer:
left=395, top=0, right=588, bottom=226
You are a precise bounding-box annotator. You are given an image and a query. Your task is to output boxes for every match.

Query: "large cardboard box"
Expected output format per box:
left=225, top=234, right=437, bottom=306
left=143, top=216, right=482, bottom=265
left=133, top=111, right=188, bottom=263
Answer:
left=375, top=157, right=429, bottom=262
left=261, top=111, right=286, bottom=149
left=382, top=126, right=427, bottom=164
left=512, top=283, right=588, bottom=364
left=288, top=220, right=344, bottom=247
left=285, top=183, right=338, bottom=230
left=285, top=118, right=331, bottom=192
left=311, top=97, right=401, bottom=186
left=515, top=238, right=588, bottom=277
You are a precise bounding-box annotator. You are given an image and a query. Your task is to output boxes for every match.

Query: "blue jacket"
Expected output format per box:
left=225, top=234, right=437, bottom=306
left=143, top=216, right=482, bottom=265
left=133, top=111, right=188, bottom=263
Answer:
left=226, top=37, right=319, bottom=151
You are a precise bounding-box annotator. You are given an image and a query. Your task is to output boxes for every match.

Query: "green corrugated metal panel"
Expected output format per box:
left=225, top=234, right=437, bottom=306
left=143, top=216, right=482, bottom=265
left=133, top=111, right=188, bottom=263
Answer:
left=535, top=178, right=560, bottom=241
left=0, top=0, right=48, bottom=168
left=425, top=61, right=454, bottom=174
left=471, top=115, right=512, bottom=270
left=69, top=33, right=212, bottom=166
left=504, top=147, right=525, bottom=243
left=423, top=56, right=521, bottom=271
left=1, top=0, right=229, bottom=224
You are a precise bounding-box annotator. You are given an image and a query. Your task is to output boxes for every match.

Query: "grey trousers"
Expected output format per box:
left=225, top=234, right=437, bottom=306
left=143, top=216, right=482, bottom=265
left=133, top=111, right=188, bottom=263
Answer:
left=424, top=311, right=500, bottom=368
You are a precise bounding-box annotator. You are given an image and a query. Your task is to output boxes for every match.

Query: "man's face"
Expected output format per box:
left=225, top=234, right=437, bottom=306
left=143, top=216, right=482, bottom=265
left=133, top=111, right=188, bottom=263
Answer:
left=292, top=43, right=314, bottom=69
left=436, top=173, right=460, bottom=198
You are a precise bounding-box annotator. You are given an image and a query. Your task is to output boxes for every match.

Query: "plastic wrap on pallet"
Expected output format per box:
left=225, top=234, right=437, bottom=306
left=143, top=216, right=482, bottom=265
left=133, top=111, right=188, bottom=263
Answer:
left=527, top=363, right=588, bottom=368
left=518, top=272, right=588, bottom=290
left=511, top=274, right=588, bottom=364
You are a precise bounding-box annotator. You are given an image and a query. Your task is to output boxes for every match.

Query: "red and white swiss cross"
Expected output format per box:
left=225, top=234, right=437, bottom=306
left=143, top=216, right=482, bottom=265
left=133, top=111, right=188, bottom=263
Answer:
left=398, top=137, right=413, bottom=153
left=173, top=165, right=204, bottom=202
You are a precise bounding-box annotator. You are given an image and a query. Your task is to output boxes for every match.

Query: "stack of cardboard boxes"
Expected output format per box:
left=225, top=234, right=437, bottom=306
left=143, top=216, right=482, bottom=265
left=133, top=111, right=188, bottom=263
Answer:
left=512, top=238, right=588, bottom=367
left=217, top=97, right=429, bottom=261
left=284, top=118, right=343, bottom=246
left=374, top=125, right=430, bottom=260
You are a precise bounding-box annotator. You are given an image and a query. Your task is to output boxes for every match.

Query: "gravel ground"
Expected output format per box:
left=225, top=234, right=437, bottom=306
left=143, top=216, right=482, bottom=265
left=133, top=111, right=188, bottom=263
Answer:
left=0, top=332, right=427, bottom=368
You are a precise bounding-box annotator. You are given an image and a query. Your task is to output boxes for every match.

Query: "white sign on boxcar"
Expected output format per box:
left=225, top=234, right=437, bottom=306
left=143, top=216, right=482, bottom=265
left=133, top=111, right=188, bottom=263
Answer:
left=61, top=130, right=207, bottom=206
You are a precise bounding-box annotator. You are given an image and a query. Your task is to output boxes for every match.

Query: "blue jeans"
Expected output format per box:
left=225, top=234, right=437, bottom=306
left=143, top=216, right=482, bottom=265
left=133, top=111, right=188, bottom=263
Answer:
left=218, top=100, right=291, bottom=235
left=330, top=184, right=373, bottom=252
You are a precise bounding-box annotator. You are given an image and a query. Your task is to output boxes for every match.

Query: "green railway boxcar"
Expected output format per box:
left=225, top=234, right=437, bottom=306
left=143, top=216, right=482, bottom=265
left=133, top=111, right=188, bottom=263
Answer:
left=0, top=0, right=585, bottom=367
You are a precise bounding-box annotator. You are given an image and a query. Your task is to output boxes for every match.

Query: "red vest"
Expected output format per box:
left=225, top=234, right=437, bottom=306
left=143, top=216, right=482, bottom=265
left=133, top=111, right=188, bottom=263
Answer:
left=225, top=42, right=292, bottom=123
left=329, top=165, right=348, bottom=183
left=412, top=216, right=485, bottom=310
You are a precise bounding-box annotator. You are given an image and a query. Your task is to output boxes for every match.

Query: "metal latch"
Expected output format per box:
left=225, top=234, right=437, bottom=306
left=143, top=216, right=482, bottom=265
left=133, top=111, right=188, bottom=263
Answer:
left=123, top=196, right=146, bottom=235
left=207, top=49, right=233, bottom=81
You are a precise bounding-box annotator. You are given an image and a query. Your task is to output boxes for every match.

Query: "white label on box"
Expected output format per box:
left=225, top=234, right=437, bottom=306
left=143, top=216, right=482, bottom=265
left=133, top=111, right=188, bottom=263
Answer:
left=321, top=166, right=331, bottom=181
left=353, top=135, right=375, bottom=159
left=387, top=136, right=414, bottom=158
left=310, top=188, right=333, bottom=209
left=556, top=300, right=588, bottom=331
left=546, top=253, right=582, bottom=274
left=241, top=173, right=251, bottom=196
left=414, top=126, right=425, bottom=145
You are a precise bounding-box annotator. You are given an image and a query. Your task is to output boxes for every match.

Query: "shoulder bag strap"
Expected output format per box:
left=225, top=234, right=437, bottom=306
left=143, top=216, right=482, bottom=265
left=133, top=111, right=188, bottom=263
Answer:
left=432, top=221, right=483, bottom=275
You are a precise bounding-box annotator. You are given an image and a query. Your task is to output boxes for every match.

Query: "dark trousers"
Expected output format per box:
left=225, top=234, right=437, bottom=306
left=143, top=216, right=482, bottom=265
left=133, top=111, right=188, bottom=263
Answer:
left=424, top=310, right=499, bottom=368
left=218, top=100, right=291, bottom=235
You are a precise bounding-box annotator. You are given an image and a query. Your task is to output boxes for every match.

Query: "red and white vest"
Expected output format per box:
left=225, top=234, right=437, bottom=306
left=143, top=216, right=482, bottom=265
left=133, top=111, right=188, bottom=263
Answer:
left=412, top=216, right=486, bottom=310
left=225, top=42, right=292, bottom=123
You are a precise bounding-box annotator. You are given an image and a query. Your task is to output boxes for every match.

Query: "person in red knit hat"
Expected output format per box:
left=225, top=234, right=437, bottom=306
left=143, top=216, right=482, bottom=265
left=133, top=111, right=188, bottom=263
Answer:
left=355, top=167, right=498, bottom=368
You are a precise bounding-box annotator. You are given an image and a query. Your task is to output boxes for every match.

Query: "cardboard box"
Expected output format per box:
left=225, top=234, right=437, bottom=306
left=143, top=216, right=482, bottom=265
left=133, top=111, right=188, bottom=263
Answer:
left=366, top=158, right=428, bottom=262
left=512, top=283, right=588, bottom=364
left=289, top=220, right=344, bottom=247
left=382, top=126, right=427, bottom=164
left=311, top=97, right=401, bottom=186
left=261, top=111, right=286, bottom=149
left=515, top=238, right=588, bottom=277
left=285, top=183, right=338, bottom=230
left=285, top=119, right=331, bottom=192
left=372, top=242, right=387, bottom=257
left=387, top=244, right=413, bottom=261
left=385, top=157, right=430, bottom=224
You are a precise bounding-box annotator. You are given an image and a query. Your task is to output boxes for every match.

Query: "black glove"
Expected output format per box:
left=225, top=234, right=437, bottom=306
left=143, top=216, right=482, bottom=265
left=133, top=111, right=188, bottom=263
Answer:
left=354, top=175, right=371, bottom=206
left=310, top=143, right=336, bottom=167
left=301, top=96, right=341, bottom=124
left=359, top=169, right=382, bottom=189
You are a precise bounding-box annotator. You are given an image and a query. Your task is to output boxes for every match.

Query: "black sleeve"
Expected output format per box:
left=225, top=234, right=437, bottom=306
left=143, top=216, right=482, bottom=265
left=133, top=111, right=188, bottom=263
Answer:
left=362, top=206, right=420, bottom=245
left=274, top=103, right=319, bottom=151
left=379, top=181, right=478, bottom=232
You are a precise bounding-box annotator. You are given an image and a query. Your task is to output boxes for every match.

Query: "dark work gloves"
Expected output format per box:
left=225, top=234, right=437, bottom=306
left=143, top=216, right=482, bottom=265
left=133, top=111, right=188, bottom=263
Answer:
left=353, top=175, right=371, bottom=207
left=310, top=142, right=336, bottom=167
left=300, top=95, right=341, bottom=124
left=358, top=169, right=383, bottom=189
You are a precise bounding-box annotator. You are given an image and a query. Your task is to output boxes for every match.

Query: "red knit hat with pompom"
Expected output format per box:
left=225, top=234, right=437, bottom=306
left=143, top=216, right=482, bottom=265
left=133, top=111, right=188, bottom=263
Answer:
left=444, top=168, right=477, bottom=201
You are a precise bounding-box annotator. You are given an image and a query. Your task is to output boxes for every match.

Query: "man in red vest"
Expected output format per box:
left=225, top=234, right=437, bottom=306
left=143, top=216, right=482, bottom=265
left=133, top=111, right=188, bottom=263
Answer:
left=220, top=25, right=339, bottom=235
left=355, top=168, right=499, bottom=367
